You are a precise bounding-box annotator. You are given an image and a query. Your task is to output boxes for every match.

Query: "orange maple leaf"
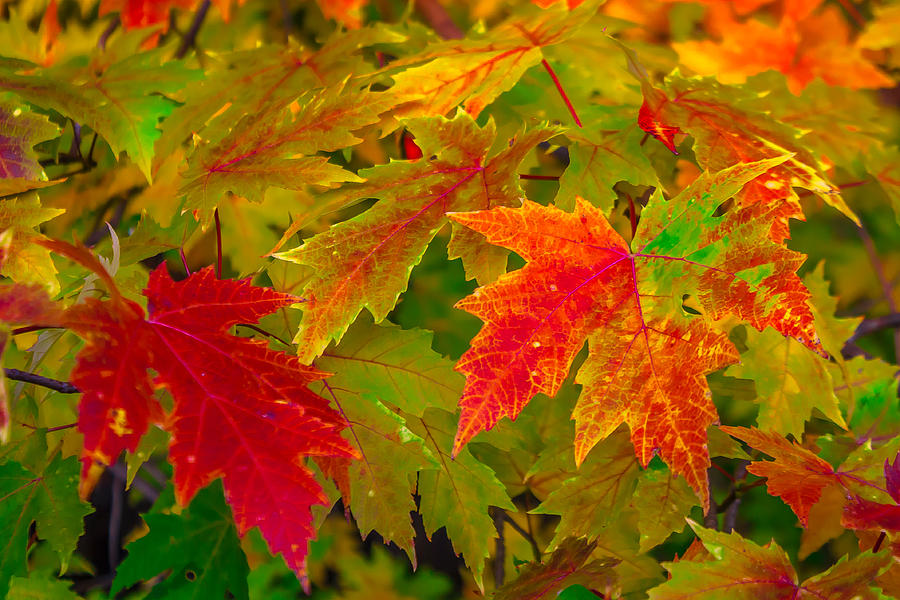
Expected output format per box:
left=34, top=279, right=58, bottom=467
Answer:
left=449, top=158, right=818, bottom=509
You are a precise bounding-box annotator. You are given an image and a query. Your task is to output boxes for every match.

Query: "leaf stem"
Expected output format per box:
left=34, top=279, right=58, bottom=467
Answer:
left=179, top=246, right=191, bottom=276
left=12, top=325, right=63, bottom=336
left=541, top=59, right=582, bottom=128
left=98, top=15, right=120, bottom=50
left=4, top=368, right=80, bottom=394
left=214, top=207, right=223, bottom=279
left=414, top=0, right=464, bottom=39
left=874, top=530, right=887, bottom=553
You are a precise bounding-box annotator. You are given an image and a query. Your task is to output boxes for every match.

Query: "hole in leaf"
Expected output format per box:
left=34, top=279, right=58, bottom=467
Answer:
left=185, top=570, right=197, bottom=582
left=681, top=294, right=702, bottom=315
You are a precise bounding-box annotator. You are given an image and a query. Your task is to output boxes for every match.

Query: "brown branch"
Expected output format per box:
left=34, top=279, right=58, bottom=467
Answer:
left=501, top=511, right=541, bottom=561
left=414, top=0, right=463, bottom=39
left=857, top=224, right=900, bottom=362
left=492, top=507, right=506, bottom=587
left=4, top=368, right=80, bottom=394
left=175, top=0, right=211, bottom=59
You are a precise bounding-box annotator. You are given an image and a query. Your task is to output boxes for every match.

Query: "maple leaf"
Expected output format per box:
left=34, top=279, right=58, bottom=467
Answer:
left=180, top=84, right=391, bottom=219
left=0, top=244, right=356, bottom=587
left=386, top=1, right=594, bottom=119
left=449, top=157, right=818, bottom=508
left=672, top=5, right=893, bottom=94
left=648, top=521, right=889, bottom=599
left=0, top=103, right=59, bottom=196
left=557, top=105, right=661, bottom=213
left=406, top=407, right=514, bottom=590
left=277, top=111, right=556, bottom=364
left=634, top=70, right=857, bottom=236
left=719, top=426, right=899, bottom=527
left=111, top=481, right=249, bottom=599
left=493, top=538, right=618, bottom=600
left=725, top=326, right=845, bottom=438
left=155, top=27, right=403, bottom=163
left=0, top=38, right=199, bottom=179
left=632, top=467, right=698, bottom=552
left=309, top=317, right=461, bottom=559
left=0, top=195, right=65, bottom=294
left=0, top=455, right=93, bottom=596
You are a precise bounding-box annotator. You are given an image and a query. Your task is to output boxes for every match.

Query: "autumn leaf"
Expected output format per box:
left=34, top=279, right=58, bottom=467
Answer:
left=449, top=157, right=817, bottom=508
left=634, top=70, right=857, bottom=236
left=0, top=195, right=65, bottom=294
left=387, top=1, right=595, bottom=119
left=180, top=83, right=393, bottom=219
left=648, top=521, right=889, bottom=599
left=673, top=5, right=893, bottom=94
left=494, top=538, right=618, bottom=600
left=277, top=111, right=556, bottom=364
left=99, top=0, right=197, bottom=32
left=0, top=103, right=59, bottom=196
left=0, top=37, right=200, bottom=179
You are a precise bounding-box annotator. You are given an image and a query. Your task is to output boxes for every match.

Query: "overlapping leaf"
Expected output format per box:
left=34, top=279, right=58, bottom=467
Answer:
left=0, top=249, right=355, bottom=587
left=494, top=538, right=618, bottom=600
left=0, top=195, right=64, bottom=294
left=0, top=103, right=59, bottom=196
left=0, top=38, right=199, bottom=179
left=450, top=157, right=817, bottom=508
left=0, top=455, right=92, bottom=596
left=648, top=521, right=889, bottom=599
left=180, top=84, right=393, bottom=218
left=111, top=481, right=250, bottom=600
left=386, top=1, right=595, bottom=119
left=278, top=111, right=556, bottom=364
left=635, top=70, right=856, bottom=237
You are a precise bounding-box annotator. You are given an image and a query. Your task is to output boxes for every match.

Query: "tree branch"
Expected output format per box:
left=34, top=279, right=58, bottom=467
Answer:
left=175, top=0, right=211, bottom=59
left=492, top=507, right=506, bottom=587
left=501, top=511, right=541, bottom=561
left=4, top=368, right=80, bottom=394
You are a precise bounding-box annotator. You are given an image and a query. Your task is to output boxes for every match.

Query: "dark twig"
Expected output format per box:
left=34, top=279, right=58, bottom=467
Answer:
left=518, top=174, right=560, bottom=181
left=214, top=207, right=223, bottom=278
left=414, top=0, right=463, bottom=39
left=236, top=323, right=292, bottom=347
left=108, top=461, right=124, bottom=571
left=98, top=15, right=120, bottom=50
left=175, top=0, right=211, bottom=59
left=18, top=421, right=78, bottom=432
left=722, top=463, right=747, bottom=533
left=492, top=508, right=506, bottom=587
left=704, top=498, right=719, bottom=529
left=500, top=512, right=541, bottom=561
left=4, top=368, right=80, bottom=394
left=12, top=325, right=63, bottom=336
left=857, top=223, right=900, bottom=362
left=107, top=462, right=161, bottom=503
left=279, top=0, right=291, bottom=44
left=874, top=531, right=887, bottom=553
left=847, top=313, right=900, bottom=345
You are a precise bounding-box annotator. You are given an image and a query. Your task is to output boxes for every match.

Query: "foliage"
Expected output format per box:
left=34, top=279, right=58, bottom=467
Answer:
left=1, top=0, right=900, bottom=598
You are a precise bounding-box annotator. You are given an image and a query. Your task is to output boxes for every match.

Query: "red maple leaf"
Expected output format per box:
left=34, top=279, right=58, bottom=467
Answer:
left=2, top=242, right=356, bottom=588
left=448, top=158, right=817, bottom=508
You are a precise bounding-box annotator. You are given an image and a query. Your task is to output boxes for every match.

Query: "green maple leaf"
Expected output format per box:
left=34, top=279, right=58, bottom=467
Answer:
left=277, top=111, right=556, bottom=363
left=311, top=318, right=463, bottom=558
left=405, top=407, right=514, bottom=591
left=725, top=326, right=846, bottom=438
left=0, top=194, right=64, bottom=294
left=180, top=84, right=392, bottom=220
left=7, top=573, right=79, bottom=600
left=649, top=521, right=889, bottom=599
left=556, top=105, right=660, bottom=213
left=111, top=481, right=250, bottom=600
left=0, top=34, right=198, bottom=180
left=0, top=455, right=93, bottom=596
left=532, top=429, right=640, bottom=549
left=631, top=467, right=698, bottom=552
left=0, top=103, right=59, bottom=196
